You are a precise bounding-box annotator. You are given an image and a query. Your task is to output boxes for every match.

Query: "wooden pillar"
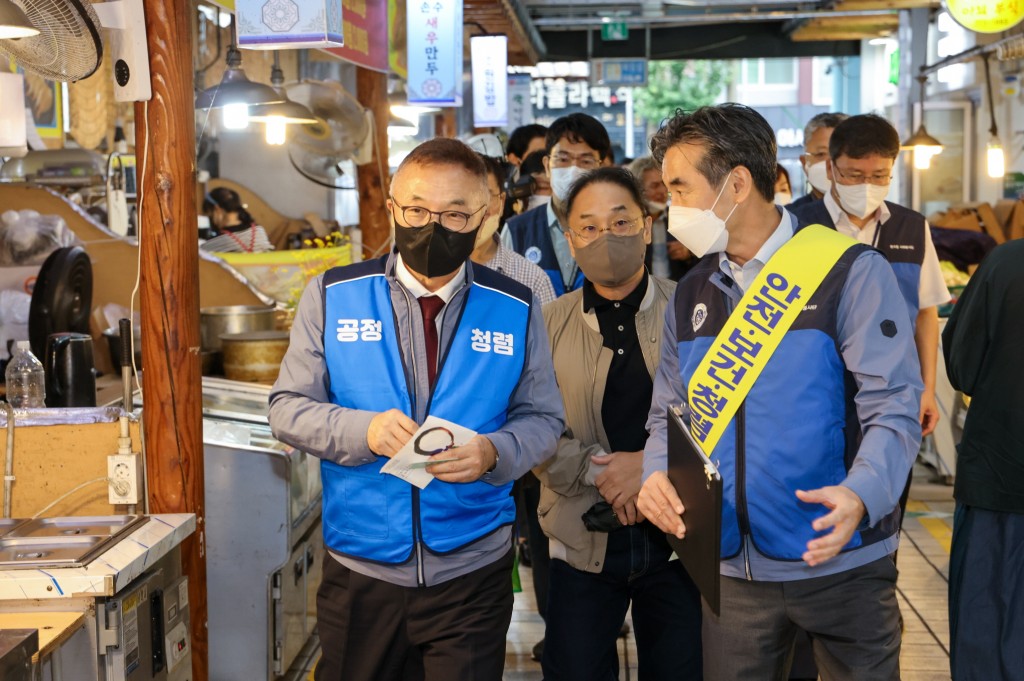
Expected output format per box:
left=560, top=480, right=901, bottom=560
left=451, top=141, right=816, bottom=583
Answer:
left=435, top=108, right=457, bottom=137
left=356, top=68, right=391, bottom=259
left=135, top=0, right=208, bottom=679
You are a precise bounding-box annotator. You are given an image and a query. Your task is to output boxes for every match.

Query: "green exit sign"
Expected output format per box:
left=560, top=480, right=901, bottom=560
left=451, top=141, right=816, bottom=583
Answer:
left=601, top=21, right=629, bottom=41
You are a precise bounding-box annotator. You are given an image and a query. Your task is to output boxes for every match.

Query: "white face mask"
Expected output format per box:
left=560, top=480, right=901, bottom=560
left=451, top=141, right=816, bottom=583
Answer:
left=549, top=165, right=585, bottom=201
left=667, top=174, right=737, bottom=258
left=833, top=182, right=889, bottom=220
left=647, top=200, right=667, bottom=215
left=805, top=160, right=830, bottom=194
left=526, top=194, right=551, bottom=211
left=774, top=192, right=792, bottom=206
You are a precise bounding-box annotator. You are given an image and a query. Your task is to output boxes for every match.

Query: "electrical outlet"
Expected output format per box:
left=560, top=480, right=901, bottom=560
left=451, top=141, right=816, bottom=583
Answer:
left=108, top=453, right=142, bottom=504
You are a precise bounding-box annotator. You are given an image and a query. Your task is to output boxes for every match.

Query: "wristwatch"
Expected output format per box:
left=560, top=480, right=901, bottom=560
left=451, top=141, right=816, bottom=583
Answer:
left=486, top=449, right=499, bottom=474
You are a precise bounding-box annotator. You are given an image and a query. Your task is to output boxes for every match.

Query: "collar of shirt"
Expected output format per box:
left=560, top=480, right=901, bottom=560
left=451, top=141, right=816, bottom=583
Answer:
left=582, top=273, right=649, bottom=313
left=717, top=207, right=794, bottom=293
left=394, top=254, right=466, bottom=304
left=823, top=188, right=891, bottom=245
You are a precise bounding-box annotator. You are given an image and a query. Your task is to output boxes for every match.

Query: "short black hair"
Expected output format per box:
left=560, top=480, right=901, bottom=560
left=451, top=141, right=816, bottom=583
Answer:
left=520, top=149, right=547, bottom=177
left=545, top=113, right=612, bottom=161
left=477, top=152, right=507, bottom=193
left=564, top=166, right=647, bottom=218
left=650, top=104, right=777, bottom=202
left=507, top=124, right=548, bottom=159
left=829, top=114, right=900, bottom=161
left=393, top=138, right=487, bottom=191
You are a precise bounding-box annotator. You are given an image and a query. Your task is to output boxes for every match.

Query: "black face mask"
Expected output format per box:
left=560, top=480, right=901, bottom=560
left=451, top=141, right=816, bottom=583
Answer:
left=395, top=221, right=479, bottom=278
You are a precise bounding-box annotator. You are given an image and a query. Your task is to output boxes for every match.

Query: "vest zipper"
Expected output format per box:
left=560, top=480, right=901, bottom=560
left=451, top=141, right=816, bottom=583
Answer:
left=412, top=487, right=425, bottom=586
left=736, top=403, right=753, bottom=580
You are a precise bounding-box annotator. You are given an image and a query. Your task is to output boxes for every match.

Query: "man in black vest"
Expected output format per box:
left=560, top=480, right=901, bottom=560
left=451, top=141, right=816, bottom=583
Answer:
left=502, top=113, right=613, bottom=296
left=789, top=114, right=950, bottom=437
left=789, top=112, right=848, bottom=210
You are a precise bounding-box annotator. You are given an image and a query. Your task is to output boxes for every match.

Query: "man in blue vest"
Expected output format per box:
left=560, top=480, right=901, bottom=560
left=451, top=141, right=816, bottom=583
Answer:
left=268, top=138, right=564, bottom=681
left=788, top=112, right=848, bottom=210
left=789, top=113, right=950, bottom=437
left=502, top=112, right=613, bottom=296
left=637, top=104, right=923, bottom=679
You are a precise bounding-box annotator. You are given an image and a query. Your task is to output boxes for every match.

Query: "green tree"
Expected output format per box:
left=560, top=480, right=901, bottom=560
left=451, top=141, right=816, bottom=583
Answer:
left=634, top=60, right=733, bottom=126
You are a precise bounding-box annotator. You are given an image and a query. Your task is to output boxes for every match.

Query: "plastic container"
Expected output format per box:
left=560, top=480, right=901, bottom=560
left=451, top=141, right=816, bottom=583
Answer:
left=5, top=341, right=46, bottom=408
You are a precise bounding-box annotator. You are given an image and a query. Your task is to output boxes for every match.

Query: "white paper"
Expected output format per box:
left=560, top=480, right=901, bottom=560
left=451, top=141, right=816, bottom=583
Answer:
left=380, top=416, right=478, bottom=489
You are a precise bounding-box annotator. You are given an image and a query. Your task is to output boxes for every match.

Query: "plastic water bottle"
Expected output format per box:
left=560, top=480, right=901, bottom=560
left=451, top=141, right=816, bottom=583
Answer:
left=5, top=341, right=45, bottom=408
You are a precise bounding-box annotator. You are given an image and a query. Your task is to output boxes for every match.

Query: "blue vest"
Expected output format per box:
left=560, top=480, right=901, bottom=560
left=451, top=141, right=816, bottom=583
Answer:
left=790, top=199, right=925, bottom=323
left=674, top=230, right=900, bottom=561
left=319, top=257, right=530, bottom=564
left=504, top=205, right=584, bottom=296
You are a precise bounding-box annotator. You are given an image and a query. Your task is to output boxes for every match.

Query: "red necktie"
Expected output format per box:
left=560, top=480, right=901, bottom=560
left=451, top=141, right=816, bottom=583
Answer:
left=418, top=295, right=445, bottom=388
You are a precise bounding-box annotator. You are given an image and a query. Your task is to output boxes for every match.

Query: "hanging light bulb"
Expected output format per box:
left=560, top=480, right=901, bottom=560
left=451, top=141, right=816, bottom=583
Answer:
left=982, top=56, right=1005, bottom=180
left=902, top=75, right=943, bottom=170
left=265, top=116, right=287, bottom=146
left=222, top=103, right=250, bottom=130
left=987, top=138, right=1005, bottom=178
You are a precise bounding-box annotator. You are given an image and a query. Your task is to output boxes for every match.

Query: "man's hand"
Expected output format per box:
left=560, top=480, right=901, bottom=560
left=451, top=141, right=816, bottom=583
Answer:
left=367, top=409, right=418, bottom=457
left=920, top=391, right=940, bottom=436
left=637, top=471, right=686, bottom=538
left=591, top=451, right=643, bottom=508
left=795, top=486, right=867, bottom=566
left=427, top=435, right=498, bottom=483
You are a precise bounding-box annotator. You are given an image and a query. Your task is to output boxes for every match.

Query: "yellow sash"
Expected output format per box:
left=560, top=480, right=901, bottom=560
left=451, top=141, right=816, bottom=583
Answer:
left=688, top=224, right=858, bottom=455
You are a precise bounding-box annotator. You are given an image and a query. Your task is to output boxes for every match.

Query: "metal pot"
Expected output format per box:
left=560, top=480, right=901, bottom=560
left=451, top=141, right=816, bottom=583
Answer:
left=220, top=330, right=290, bottom=383
left=200, top=305, right=276, bottom=352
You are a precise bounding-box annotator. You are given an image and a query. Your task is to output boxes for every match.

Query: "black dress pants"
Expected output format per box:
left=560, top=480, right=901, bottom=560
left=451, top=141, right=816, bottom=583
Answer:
left=314, top=548, right=515, bottom=681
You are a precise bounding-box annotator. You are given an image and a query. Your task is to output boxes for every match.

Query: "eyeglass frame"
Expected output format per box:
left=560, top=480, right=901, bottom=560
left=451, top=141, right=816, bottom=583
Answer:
left=389, top=196, right=487, bottom=232
left=548, top=150, right=602, bottom=171
left=569, top=215, right=647, bottom=244
left=830, top=163, right=893, bottom=187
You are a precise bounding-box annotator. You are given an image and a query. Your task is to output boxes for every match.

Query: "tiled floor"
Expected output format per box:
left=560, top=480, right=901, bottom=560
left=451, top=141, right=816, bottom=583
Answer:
left=290, top=464, right=956, bottom=681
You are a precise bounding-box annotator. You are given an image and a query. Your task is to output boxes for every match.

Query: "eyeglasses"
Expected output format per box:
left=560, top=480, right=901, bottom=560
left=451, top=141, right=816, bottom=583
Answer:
left=389, top=196, right=486, bottom=231
left=832, top=165, right=892, bottom=187
left=570, top=216, right=645, bottom=244
left=804, top=150, right=829, bottom=163
left=550, top=151, right=601, bottom=170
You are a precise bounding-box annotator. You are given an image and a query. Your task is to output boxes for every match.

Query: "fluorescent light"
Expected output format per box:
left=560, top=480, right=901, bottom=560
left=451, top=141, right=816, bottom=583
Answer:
left=222, top=103, right=250, bottom=130
left=987, top=140, right=1005, bottom=178
left=265, top=117, right=287, bottom=145
left=0, top=0, right=39, bottom=39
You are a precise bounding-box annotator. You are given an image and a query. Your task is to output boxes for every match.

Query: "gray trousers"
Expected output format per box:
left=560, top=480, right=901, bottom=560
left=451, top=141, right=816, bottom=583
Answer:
left=702, top=557, right=901, bottom=681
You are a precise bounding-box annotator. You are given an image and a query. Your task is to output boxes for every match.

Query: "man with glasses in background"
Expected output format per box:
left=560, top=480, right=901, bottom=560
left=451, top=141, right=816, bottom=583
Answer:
left=789, top=112, right=848, bottom=210
left=789, top=113, right=949, bottom=439
left=537, top=167, right=701, bottom=680
left=502, top=112, right=613, bottom=297
left=269, top=138, right=564, bottom=681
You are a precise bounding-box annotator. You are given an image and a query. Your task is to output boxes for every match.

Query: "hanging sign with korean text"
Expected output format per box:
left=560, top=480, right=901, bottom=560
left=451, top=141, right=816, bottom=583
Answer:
left=407, top=0, right=463, bottom=106
left=471, top=35, right=508, bottom=127
left=507, top=74, right=534, bottom=129
left=237, top=0, right=344, bottom=49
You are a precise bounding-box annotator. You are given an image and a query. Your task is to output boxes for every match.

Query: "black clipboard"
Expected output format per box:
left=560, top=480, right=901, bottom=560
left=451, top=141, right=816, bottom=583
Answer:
left=666, top=405, right=723, bottom=615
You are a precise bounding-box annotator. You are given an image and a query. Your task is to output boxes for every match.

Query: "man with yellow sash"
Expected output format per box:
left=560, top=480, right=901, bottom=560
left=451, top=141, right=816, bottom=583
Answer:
left=637, top=104, right=923, bottom=680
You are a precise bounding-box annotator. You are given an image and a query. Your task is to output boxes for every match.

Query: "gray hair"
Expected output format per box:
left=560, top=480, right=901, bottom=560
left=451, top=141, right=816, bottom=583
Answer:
left=649, top=104, right=778, bottom=202
left=627, top=156, right=660, bottom=180
left=803, top=112, right=849, bottom=145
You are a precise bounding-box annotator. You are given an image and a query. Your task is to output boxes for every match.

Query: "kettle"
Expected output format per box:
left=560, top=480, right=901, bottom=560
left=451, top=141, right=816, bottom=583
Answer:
left=44, top=332, right=97, bottom=408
